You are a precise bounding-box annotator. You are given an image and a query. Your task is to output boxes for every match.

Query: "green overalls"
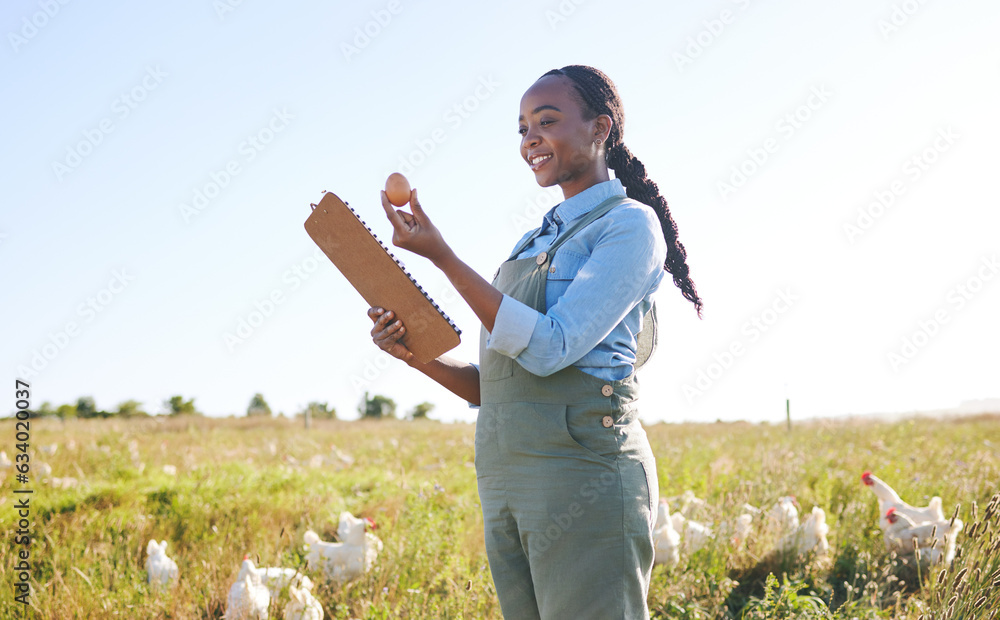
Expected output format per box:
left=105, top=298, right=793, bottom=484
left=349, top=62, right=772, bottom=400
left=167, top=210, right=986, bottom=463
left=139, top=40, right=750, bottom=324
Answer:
left=476, top=195, right=659, bottom=620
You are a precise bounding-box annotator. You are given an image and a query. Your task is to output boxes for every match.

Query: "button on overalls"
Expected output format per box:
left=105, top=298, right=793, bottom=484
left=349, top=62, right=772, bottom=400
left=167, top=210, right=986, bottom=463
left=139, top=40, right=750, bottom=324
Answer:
left=476, top=195, right=659, bottom=620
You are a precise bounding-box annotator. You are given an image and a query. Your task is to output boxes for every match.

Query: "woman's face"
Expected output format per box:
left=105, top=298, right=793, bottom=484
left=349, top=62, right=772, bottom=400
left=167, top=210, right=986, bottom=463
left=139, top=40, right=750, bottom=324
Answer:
left=518, top=75, right=611, bottom=199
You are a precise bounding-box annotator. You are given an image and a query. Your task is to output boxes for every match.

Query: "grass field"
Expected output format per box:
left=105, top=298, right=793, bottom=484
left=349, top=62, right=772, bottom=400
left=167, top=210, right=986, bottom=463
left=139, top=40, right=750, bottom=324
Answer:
left=2, top=413, right=998, bottom=619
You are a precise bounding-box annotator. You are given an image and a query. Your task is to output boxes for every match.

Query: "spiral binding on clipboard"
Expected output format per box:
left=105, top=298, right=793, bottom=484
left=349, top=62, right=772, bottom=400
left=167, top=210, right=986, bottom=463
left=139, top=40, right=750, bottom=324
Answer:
left=331, top=198, right=462, bottom=337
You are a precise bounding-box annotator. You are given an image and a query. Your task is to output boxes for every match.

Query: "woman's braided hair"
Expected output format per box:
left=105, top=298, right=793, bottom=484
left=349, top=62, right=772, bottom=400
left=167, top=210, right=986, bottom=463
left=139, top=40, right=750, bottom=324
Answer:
left=541, top=65, right=703, bottom=317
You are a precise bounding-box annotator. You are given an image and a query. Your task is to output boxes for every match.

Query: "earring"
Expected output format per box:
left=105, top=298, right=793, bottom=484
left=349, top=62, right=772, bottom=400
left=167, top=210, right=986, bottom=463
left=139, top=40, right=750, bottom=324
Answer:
left=595, top=138, right=603, bottom=145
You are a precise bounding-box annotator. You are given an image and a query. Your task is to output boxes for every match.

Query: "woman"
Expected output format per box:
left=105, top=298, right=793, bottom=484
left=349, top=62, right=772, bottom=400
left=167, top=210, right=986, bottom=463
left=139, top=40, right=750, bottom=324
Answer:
left=368, top=65, right=702, bottom=619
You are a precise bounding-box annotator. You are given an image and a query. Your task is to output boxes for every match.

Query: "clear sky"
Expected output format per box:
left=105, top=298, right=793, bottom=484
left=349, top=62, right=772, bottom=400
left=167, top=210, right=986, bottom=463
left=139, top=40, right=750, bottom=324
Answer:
left=2, top=0, right=998, bottom=423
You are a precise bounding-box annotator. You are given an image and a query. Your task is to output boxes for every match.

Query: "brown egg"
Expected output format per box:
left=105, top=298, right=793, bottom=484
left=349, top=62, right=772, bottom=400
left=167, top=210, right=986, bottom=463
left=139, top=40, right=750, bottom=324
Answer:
left=385, top=172, right=411, bottom=207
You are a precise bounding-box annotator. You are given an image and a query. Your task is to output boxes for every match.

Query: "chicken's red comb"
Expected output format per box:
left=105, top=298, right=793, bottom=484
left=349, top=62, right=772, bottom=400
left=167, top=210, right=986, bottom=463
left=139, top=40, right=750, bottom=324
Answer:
left=244, top=553, right=250, bottom=560
left=364, top=517, right=377, bottom=530
left=861, top=471, right=873, bottom=484
left=886, top=508, right=896, bottom=517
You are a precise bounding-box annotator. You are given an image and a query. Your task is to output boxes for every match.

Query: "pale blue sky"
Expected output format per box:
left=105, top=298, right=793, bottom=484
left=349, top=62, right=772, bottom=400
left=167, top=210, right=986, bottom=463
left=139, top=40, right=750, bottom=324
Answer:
left=2, top=0, right=998, bottom=422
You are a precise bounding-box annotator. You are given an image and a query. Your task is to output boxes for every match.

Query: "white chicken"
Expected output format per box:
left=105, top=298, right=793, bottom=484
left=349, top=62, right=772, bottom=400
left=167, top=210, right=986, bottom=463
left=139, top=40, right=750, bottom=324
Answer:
left=768, top=496, right=800, bottom=533
left=0, top=451, right=11, bottom=468
left=861, top=471, right=944, bottom=531
left=36, top=462, right=53, bottom=480
left=667, top=490, right=709, bottom=516
left=304, top=512, right=383, bottom=582
left=670, top=511, right=713, bottom=553
left=723, top=503, right=762, bottom=547
left=225, top=558, right=271, bottom=620
left=49, top=476, right=79, bottom=489
left=652, top=500, right=681, bottom=567
left=778, top=506, right=830, bottom=558
left=283, top=585, right=324, bottom=620
left=719, top=513, right=755, bottom=548
left=257, top=567, right=313, bottom=599
left=145, top=539, right=179, bottom=589
left=885, top=508, right=962, bottom=566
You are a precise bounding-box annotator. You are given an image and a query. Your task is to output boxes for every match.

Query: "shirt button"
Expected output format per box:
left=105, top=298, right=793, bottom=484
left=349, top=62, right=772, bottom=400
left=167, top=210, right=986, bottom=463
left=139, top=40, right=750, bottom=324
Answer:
left=602, top=415, right=614, bottom=428
left=549, top=266, right=556, bottom=273
left=536, top=252, right=548, bottom=265
left=601, top=384, right=614, bottom=397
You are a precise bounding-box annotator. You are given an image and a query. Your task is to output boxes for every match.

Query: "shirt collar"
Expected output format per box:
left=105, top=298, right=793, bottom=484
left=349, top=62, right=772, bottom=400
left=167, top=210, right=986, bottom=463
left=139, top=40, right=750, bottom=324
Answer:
left=543, top=178, right=627, bottom=229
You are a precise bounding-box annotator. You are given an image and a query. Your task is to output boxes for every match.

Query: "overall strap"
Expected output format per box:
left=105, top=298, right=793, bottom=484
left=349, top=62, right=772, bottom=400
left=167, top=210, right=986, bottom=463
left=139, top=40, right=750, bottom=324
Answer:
left=546, top=195, right=629, bottom=258
left=506, top=227, right=545, bottom=261
left=505, top=195, right=629, bottom=262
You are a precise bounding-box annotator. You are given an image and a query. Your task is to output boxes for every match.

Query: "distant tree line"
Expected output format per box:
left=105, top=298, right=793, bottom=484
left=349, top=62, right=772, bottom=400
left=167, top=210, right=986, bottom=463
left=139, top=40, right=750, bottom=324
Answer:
left=19, top=392, right=433, bottom=421
left=357, top=392, right=435, bottom=421
left=25, top=395, right=204, bottom=419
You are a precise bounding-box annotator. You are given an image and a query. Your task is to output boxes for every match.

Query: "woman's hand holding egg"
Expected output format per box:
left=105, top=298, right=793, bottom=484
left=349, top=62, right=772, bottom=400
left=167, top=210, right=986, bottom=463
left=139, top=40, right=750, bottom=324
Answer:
left=384, top=173, right=411, bottom=207
left=380, top=173, right=450, bottom=264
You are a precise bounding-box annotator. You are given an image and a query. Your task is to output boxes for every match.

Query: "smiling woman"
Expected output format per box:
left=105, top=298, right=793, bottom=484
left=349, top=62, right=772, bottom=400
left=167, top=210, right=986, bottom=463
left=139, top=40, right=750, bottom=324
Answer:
left=367, top=65, right=702, bottom=619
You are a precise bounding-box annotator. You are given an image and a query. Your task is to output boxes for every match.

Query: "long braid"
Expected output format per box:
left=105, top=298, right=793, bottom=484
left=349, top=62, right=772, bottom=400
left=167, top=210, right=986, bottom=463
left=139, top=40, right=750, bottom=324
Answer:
left=541, top=65, right=704, bottom=317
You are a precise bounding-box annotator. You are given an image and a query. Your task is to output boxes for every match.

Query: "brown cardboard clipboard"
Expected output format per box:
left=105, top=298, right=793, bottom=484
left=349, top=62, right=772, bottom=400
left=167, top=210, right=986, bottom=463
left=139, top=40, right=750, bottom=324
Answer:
left=304, top=191, right=461, bottom=363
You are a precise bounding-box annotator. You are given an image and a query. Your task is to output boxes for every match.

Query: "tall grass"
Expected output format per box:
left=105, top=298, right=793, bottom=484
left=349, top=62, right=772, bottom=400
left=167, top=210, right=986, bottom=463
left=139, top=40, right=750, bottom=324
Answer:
left=1, top=413, right=997, bottom=618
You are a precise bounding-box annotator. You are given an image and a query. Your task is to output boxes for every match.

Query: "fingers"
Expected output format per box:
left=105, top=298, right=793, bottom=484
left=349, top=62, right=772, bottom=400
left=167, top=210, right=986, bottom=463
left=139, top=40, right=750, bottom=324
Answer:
left=397, top=210, right=416, bottom=229
left=367, top=308, right=413, bottom=362
left=369, top=308, right=394, bottom=332
left=380, top=190, right=407, bottom=232
left=370, top=310, right=405, bottom=341
left=409, top=188, right=428, bottom=225
left=376, top=322, right=405, bottom=346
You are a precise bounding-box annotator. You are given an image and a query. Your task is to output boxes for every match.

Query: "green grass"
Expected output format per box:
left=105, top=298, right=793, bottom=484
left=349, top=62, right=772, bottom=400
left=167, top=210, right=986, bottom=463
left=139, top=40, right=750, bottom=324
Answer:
left=1, top=414, right=998, bottom=618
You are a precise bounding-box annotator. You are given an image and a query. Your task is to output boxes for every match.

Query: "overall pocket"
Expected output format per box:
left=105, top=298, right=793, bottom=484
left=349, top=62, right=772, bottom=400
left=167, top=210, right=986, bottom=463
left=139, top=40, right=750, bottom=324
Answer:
left=561, top=401, right=619, bottom=462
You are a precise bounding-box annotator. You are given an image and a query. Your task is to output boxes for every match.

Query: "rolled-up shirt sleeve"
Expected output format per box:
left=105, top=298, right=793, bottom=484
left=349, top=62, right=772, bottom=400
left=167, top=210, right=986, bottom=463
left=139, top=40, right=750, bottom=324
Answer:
left=486, top=205, right=666, bottom=377
left=484, top=294, right=539, bottom=359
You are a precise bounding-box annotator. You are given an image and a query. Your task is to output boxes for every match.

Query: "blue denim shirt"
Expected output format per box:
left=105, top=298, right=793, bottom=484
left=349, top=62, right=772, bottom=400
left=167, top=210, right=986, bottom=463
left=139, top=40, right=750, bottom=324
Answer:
left=484, top=178, right=666, bottom=382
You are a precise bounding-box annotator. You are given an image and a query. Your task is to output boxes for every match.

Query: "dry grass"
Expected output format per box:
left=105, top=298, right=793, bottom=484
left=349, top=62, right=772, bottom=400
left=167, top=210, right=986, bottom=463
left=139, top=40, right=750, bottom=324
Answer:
left=1, top=413, right=998, bottom=618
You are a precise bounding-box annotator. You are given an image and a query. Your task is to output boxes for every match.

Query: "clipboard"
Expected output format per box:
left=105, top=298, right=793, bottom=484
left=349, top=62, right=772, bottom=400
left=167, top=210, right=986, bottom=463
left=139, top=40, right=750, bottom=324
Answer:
left=304, top=191, right=461, bottom=363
